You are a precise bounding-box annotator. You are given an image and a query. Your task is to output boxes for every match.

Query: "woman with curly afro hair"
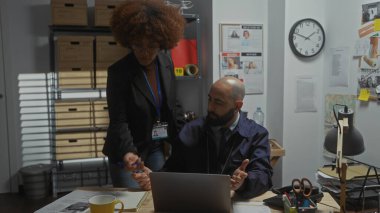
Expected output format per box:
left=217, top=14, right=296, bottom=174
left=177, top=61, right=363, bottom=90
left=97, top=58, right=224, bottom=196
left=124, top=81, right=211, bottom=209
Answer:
left=102, top=0, right=186, bottom=188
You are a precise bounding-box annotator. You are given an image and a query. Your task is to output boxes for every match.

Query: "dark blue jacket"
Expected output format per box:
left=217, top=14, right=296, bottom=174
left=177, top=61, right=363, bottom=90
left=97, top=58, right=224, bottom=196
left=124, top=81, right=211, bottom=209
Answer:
left=163, top=112, right=273, bottom=199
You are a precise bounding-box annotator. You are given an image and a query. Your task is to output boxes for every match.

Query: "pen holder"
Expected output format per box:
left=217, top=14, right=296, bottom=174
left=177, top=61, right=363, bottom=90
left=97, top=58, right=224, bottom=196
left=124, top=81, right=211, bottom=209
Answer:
left=283, top=195, right=317, bottom=213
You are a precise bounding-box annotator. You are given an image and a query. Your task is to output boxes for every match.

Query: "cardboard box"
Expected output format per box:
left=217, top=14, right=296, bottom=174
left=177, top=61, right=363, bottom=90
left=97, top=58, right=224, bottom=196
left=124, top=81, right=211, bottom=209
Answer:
left=95, top=131, right=106, bottom=143
left=54, top=101, right=92, bottom=128
left=55, top=118, right=92, bottom=128
left=58, top=70, right=93, bottom=89
left=96, top=36, right=128, bottom=63
left=95, top=71, right=107, bottom=88
left=57, top=62, right=93, bottom=72
left=96, top=62, right=112, bottom=71
left=95, top=131, right=106, bottom=157
left=55, top=132, right=94, bottom=146
left=51, top=0, right=88, bottom=26
left=56, top=152, right=94, bottom=160
left=93, top=101, right=109, bottom=126
left=56, top=36, right=93, bottom=63
left=55, top=145, right=103, bottom=154
left=55, top=101, right=91, bottom=114
left=94, top=0, right=124, bottom=27
left=55, top=143, right=103, bottom=160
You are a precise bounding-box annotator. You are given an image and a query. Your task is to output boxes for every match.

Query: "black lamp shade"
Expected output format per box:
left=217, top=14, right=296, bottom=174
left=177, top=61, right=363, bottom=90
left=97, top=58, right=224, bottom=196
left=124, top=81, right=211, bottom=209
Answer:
left=324, top=109, right=365, bottom=156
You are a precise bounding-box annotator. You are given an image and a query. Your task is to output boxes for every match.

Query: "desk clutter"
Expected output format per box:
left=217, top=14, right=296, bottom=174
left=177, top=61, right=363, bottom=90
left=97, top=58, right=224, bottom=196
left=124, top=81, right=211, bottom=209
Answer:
left=263, top=182, right=322, bottom=212
left=35, top=188, right=147, bottom=213
left=317, top=163, right=380, bottom=211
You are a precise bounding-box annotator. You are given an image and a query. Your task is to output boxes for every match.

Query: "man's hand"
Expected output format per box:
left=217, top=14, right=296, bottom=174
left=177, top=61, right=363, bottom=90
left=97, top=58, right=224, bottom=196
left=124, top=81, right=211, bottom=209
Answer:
left=131, top=162, right=152, bottom=191
left=231, top=159, right=249, bottom=191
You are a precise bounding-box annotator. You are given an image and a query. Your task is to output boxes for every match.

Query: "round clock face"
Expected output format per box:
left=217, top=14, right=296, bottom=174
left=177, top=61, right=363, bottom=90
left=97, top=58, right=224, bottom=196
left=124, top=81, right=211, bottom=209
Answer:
left=289, top=18, right=325, bottom=57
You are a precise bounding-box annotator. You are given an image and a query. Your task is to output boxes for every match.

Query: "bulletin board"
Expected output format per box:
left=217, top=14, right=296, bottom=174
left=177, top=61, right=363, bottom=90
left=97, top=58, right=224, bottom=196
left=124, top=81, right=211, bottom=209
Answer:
left=219, top=23, right=264, bottom=94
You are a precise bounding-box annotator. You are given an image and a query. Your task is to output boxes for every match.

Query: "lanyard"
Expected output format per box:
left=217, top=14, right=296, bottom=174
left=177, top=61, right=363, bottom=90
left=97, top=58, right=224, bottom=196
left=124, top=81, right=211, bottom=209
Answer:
left=143, top=62, right=162, bottom=119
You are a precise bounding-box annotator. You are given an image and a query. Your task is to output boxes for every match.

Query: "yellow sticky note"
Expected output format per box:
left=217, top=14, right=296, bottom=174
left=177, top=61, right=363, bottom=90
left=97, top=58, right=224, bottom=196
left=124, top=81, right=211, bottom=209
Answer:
left=374, top=19, right=380, bottom=31
left=358, top=88, right=370, bottom=101
left=174, top=67, right=184, bottom=76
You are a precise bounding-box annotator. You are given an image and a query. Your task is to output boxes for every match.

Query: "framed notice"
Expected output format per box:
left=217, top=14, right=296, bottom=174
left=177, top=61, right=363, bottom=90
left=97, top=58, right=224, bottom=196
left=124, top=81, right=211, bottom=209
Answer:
left=219, top=24, right=264, bottom=94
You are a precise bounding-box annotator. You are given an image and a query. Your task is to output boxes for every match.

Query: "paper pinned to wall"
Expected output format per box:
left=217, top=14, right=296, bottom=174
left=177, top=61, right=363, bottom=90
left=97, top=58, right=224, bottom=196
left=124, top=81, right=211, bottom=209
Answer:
left=295, top=76, right=317, bottom=113
left=329, top=47, right=349, bottom=87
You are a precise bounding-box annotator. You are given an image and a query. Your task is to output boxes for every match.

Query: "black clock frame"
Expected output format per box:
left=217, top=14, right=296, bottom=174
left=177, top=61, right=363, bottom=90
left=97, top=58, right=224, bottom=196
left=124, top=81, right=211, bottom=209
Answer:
left=288, top=18, right=325, bottom=58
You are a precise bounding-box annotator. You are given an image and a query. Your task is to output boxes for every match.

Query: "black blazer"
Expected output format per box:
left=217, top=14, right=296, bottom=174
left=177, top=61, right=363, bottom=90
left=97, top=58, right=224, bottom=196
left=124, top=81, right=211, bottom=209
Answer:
left=103, top=51, right=184, bottom=163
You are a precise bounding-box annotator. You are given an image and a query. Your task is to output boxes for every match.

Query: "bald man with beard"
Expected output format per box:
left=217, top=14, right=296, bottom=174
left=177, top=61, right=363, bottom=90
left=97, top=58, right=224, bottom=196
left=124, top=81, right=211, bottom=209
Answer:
left=132, top=77, right=273, bottom=199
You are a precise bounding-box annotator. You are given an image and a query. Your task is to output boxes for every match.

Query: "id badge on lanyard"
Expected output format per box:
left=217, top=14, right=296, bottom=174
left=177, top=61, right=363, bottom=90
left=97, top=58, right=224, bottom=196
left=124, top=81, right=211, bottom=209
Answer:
left=152, top=121, right=168, bottom=140
left=143, top=62, right=168, bottom=141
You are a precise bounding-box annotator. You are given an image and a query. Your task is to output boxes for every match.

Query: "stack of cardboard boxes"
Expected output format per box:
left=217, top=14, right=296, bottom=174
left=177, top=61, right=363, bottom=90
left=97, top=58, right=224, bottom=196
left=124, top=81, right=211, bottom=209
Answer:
left=51, top=0, right=127, bottom=161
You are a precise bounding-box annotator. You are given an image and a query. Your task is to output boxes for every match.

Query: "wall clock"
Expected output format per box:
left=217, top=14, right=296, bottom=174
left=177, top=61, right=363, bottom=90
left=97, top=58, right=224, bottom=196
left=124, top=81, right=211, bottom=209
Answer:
left=288, top=18, right=325, bottom=58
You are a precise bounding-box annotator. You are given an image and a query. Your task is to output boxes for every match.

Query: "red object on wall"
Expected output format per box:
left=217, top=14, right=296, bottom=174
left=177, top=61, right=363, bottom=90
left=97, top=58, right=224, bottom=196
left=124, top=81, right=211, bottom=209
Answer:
left=170, top=39, right=198, bottom=69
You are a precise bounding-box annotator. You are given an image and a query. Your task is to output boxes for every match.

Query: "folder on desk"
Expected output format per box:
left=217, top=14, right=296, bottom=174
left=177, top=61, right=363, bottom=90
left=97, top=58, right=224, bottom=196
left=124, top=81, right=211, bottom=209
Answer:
left=318, top=164, right=378, bottom=180
left=317, top=164, right=380, bottom=206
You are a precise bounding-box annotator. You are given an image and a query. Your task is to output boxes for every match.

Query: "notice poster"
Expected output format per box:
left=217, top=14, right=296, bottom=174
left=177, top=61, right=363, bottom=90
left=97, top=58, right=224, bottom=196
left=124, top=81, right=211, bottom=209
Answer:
left=220, top=24, right=264, bottom=94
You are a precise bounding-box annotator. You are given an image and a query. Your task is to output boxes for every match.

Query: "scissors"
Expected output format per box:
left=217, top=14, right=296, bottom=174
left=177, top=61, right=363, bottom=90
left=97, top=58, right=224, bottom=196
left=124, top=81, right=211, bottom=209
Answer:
left=292, top=178, right=313, bottom=208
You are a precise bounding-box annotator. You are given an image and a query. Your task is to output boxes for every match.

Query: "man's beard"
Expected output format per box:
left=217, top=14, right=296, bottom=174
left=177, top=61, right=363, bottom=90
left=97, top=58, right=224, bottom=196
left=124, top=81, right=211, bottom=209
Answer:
left=206, top=108, right=236, bottom=127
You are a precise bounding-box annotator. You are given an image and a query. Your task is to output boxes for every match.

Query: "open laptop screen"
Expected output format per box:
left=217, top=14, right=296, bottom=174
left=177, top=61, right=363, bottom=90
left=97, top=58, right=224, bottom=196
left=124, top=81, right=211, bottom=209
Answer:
left=150, top=172, right=231, bottom=213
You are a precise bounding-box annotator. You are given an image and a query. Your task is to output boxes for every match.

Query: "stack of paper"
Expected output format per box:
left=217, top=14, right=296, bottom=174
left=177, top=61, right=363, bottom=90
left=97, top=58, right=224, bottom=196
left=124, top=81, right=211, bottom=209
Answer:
left=317, top=164, right=380, bottom=197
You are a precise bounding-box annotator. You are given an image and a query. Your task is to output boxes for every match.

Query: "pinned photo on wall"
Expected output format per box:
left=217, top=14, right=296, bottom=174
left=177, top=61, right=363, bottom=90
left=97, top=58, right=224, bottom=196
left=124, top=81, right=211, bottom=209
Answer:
left=220, top=52, right=241, bottom=70
left=360, top=55, right=379, bottom=69
left=220, top=24, right=263, bottom=53
left=358, top=36, right=380, bottom=69
left=362, top=2, right=380, bottom=24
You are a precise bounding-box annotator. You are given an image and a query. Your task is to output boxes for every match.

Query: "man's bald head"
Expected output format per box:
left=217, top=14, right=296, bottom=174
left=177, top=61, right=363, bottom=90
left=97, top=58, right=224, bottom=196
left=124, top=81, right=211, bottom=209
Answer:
left=212, top=76, right=245, bottom=101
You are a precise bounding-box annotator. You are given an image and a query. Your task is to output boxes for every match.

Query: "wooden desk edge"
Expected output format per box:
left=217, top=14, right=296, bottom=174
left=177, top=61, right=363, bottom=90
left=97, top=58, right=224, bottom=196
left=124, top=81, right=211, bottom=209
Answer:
left=76, top=187, right=340, bottom=212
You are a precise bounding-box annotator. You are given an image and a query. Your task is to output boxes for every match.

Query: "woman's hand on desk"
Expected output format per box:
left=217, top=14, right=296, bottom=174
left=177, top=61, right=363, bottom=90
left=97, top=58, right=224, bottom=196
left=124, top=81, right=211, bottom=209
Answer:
left=231, top=159, right=249, bottom=191
left=131, top=162, right=152, bottom=191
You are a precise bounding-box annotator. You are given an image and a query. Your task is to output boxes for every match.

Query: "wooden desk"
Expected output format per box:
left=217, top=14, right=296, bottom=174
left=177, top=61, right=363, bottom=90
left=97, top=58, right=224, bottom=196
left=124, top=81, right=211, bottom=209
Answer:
left=71, top=187, right=340, bottom=212
left=137, top=190, right=340, bottom=212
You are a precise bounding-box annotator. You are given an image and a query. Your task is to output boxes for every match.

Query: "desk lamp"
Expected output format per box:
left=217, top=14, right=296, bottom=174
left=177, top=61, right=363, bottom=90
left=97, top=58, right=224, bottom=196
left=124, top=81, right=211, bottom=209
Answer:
left=324, top=104, right=364, bottom=213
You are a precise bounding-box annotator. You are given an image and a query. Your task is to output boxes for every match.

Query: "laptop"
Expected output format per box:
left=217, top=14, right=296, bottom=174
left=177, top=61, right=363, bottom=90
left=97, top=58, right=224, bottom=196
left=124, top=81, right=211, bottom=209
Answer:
left=150, top=172, right=231, bottom=213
